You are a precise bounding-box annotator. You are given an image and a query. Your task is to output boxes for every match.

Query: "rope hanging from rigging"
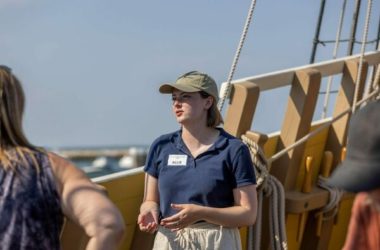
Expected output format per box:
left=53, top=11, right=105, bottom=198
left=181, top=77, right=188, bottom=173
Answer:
left=321, top=0, right=347, bottom=119
left=218, top=0, right=257, bottom=112
left=353, top=0, right=373, bottom=113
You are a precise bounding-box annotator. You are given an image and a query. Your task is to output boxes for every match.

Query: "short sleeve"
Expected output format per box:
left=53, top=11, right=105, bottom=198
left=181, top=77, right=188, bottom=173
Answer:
left=143, top=138, right=160, bottom=178
left=232, top=144, right=257, bottom=188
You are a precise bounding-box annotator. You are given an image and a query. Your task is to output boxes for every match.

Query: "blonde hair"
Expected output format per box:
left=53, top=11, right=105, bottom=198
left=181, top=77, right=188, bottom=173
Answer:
left=0, top=66, right=42, bottom=170
left=199, top=91, right=223, bottom=127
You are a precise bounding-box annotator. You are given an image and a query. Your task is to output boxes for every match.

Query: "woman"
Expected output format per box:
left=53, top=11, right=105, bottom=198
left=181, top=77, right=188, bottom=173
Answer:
left=0, top=65, right=125, bottom=249
left=138, top=71, right=257, bottom=249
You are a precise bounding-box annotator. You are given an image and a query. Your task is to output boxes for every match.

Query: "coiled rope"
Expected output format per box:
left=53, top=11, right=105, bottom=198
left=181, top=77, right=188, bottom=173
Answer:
left=242, top=135, right=288, bottom=250
left=315, top=176, right=344, bottom=220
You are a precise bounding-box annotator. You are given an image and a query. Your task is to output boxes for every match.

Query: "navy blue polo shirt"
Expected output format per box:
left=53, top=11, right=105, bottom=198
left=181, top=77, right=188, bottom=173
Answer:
left=144, top=128, right=256, bottom=219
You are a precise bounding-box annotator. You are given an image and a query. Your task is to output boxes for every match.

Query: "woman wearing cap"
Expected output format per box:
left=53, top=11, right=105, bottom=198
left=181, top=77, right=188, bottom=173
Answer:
left=138, top=71, right=257, bottom=249
left=0, top=65, right=125, bottom=249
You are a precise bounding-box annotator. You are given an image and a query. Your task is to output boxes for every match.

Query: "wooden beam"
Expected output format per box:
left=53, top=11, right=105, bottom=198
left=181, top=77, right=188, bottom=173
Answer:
left=270, top=69, right=321, bottom=190
left=226, top=51, right=380, bottom=91
left=224, top=82, right=260, bottom=138
left=327, top=59, right=368, bottom=170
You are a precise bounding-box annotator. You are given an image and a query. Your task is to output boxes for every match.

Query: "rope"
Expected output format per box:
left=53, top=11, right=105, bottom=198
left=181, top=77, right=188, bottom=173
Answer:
left=321, top=0, right=347, bottom=119
left=315, top=38, right=380, bottom=45
left=254, top=190, right=263, bottom=250
left=319, top=90, right=338, bottom=95
left=364, top=62, right=380, bottom=102
left=218, top=0, right=257, bottom=112
left=241, top=135, right=287, bottom=250
left=268, top=87, right=380, bottom=164
left=241, top=135, right=268, bottom=189
left=373, top=64, right=380, bottom=92
left=316, top=176, right=344, bottom=220
left=353, top=0, right=373, bottom=113
left=248, top=189, right=263, bottom=250
left=265, top=176, right=287, bottom=250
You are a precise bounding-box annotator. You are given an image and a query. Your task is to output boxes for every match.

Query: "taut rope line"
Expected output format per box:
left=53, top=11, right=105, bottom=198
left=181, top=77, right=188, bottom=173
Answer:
left=218, top=0, right=257, bottom=112
left=321, top=0, right=347, bottom=119
left=268, top=87, right=380, bottom=165
left=353, top=0, right=373, bottom=113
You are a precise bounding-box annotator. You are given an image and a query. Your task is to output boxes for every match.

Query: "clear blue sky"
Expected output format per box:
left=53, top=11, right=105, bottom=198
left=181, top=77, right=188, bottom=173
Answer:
left=0, top=0, right=379, bottom=148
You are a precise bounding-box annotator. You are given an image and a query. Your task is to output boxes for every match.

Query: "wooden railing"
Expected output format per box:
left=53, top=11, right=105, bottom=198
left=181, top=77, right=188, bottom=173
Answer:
left=224, top=50, right=380, bottom=250
left=60, top=51, right=380, bottom=250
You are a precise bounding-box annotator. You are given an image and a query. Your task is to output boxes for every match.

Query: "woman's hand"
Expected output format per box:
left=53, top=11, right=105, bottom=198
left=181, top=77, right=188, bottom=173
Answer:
left=160, top=203, right=202, bottom=231
left=138, top=201, right=159, bottom=234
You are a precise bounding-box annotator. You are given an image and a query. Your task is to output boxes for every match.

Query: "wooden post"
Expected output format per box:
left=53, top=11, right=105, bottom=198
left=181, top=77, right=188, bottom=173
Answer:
left=316, top=151, right=333, bottom=236
left=244, top=130, right=269, bottom=148
left=224, top=82, right=260, bottom=138
left=270, top=69, right=321, bottom=190
left=297, top=156, right=314, bottom=243
left=326, top=59, right=368, bottom=169
left=301, top=59, right=369, bottom=250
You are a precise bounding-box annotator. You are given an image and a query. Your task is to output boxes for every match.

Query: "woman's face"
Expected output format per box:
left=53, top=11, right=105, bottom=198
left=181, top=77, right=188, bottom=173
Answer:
left=171, top=89, right=212, bottom=126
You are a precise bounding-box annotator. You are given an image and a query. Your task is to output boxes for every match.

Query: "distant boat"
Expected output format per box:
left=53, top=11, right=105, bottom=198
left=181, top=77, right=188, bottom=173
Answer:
left=56, top=146, right=148, bottom=178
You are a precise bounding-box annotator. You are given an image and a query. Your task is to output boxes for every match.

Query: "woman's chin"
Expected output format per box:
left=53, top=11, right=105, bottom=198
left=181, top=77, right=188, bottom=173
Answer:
left=176, top=118, right=190, bottom=126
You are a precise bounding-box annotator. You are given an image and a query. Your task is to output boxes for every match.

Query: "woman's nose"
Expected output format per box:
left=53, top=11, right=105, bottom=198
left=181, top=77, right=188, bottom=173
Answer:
left=173, top=100, right=182, bottom=107
left=172, top=97, right=182, bottom=106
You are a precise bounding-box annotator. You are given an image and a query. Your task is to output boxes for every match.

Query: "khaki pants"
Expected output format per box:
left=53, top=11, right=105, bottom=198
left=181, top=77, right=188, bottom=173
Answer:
left=153, top=222, right=242, bottom=250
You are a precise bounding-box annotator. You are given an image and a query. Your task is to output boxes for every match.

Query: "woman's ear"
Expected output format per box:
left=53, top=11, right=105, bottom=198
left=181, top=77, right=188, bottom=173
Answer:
left=204, top=96, right=213, bottom=109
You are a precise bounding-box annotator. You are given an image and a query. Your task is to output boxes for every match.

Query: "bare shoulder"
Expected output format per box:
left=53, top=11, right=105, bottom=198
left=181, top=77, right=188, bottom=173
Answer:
left=47, top=152, right=87, bottom=180
left=47, top=152, right=91, bottom=192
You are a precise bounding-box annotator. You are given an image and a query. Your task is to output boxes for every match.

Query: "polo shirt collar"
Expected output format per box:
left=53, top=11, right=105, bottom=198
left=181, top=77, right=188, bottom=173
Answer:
left=171, top=127, right=228, bottom=153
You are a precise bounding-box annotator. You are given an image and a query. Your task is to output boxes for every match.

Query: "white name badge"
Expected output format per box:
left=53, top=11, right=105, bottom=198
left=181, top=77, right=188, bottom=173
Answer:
left=168, top=154, right=188, bottom=166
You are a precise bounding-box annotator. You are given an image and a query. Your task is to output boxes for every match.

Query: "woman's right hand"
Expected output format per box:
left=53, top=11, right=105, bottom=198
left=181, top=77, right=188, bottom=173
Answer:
left=138, top=201, right=159, bottom=233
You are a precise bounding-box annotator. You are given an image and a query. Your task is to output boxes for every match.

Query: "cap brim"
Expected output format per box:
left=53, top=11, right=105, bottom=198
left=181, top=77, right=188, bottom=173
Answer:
left=326, top=158, right=380, bottom=192
left=159, top=83, right=200, bottom=94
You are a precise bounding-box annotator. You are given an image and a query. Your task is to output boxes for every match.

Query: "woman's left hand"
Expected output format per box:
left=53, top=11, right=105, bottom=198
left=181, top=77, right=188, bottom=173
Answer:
left=160, top=203, right=202, bottom=231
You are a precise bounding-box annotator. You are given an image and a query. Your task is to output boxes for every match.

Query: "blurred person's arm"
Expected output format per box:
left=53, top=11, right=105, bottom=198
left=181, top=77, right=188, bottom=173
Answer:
left=49, top=152, right=125, bottom=250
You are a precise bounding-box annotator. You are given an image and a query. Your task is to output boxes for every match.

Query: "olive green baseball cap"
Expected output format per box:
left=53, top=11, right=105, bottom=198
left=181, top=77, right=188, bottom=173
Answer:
left=159, top=71, right=219, bottom=101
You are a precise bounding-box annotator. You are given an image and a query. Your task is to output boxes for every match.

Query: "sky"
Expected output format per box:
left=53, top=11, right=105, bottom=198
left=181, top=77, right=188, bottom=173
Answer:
left=0, top=0, right=379, bottom=149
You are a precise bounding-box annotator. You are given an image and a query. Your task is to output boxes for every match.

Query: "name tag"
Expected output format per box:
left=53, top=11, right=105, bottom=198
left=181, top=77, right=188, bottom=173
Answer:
left=168, top=154, right=187, bottom=166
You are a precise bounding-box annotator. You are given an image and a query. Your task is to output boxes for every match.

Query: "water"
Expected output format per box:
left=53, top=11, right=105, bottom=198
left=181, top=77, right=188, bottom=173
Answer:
left=54, top=145, right=149, bottom=179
